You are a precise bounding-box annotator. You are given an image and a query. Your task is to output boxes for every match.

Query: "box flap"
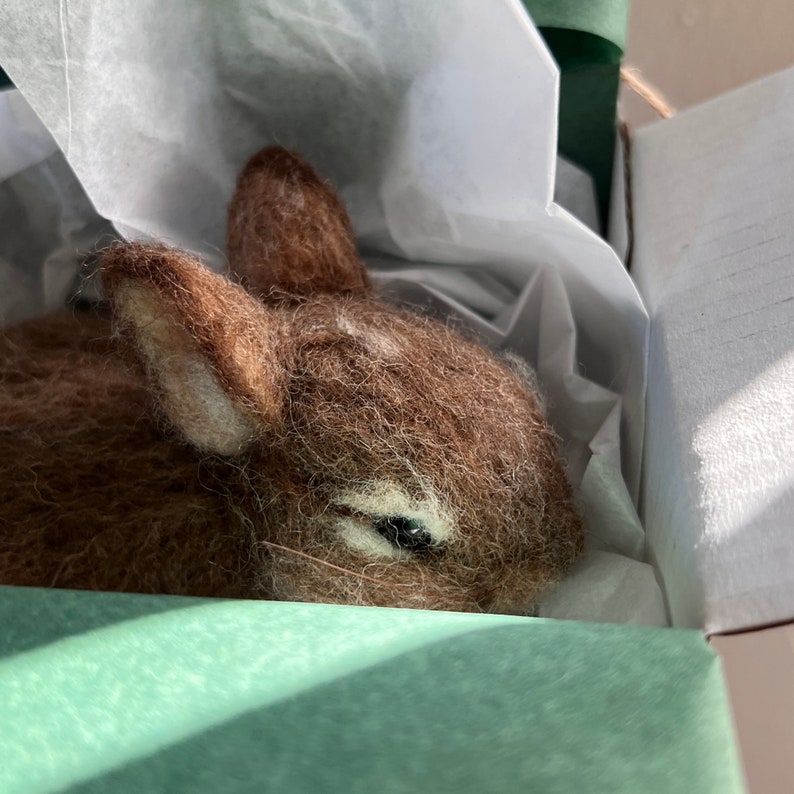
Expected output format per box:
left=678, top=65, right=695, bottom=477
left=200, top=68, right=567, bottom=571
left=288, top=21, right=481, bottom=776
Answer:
left=0, top=587, right=743, bottom=793
left=631, top=66, right=794, bottom=633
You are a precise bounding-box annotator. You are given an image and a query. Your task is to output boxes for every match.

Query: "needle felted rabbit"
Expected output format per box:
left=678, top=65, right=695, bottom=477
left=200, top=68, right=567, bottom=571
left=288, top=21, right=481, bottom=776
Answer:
left=0, top=146, right=583, bottom=612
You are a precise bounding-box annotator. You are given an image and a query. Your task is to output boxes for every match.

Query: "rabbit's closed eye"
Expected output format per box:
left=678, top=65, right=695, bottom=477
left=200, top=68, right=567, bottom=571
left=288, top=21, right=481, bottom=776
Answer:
left=330, top=480, right=452, bottom=560
left=373, top=516, right=436, bottom=553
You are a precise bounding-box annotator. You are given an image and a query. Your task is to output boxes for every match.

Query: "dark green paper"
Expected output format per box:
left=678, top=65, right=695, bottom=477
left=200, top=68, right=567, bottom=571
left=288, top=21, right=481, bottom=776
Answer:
left=0, top=587, right=743, bottom=793
left=523, top=0, right=629, bottom=225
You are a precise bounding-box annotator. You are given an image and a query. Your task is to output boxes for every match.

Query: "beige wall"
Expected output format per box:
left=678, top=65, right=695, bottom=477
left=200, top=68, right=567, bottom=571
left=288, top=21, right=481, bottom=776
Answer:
left=621, top=0, right=794, bottom=126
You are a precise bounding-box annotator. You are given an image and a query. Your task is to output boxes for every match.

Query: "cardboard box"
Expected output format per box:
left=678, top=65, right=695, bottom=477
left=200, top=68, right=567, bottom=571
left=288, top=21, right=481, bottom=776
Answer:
left=621, top=65, right=794, bottom=793
left=9, top=3, right=794, bottom=792
left=630, top=67, right=794, bottom=634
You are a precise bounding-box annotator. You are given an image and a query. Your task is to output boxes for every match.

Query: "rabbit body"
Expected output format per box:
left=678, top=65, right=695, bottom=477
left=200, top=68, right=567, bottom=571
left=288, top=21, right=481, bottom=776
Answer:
left=0, top=148, right=583, bottom=612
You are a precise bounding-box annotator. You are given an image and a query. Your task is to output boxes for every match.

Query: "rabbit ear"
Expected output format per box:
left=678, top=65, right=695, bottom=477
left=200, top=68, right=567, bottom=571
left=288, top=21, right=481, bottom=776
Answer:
left=226, top=146, right=372, bottom=299
left=102, top=243, right=287, bottom=455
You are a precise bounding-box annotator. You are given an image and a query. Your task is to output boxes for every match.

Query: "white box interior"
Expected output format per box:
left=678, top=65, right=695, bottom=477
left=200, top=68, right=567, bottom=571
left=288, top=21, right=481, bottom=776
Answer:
left=631, top=65, right=794, bottom=634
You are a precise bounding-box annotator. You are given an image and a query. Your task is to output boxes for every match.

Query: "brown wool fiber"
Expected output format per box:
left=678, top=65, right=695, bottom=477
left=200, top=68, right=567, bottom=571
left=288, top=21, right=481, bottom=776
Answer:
left=0, top=146, right=584, bottom=613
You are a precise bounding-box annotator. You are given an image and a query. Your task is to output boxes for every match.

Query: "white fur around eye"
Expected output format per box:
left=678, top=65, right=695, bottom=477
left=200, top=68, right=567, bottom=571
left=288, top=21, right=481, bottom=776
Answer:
left=332, top=480, right=455, bottom=553
left=334, top=516, right=405, bottom=560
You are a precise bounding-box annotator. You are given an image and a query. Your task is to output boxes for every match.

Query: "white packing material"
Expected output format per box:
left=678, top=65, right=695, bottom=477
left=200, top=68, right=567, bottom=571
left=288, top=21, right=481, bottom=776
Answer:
left=0, top=88, right=112, bottom=324
left=554, top=155, right=601, bottom=234
left=0, top=0, right=662, bottom=624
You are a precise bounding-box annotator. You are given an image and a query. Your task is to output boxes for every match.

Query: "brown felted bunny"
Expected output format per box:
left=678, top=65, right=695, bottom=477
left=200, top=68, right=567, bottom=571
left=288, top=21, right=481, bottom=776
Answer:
left=0, top=146, right=583, bottom=613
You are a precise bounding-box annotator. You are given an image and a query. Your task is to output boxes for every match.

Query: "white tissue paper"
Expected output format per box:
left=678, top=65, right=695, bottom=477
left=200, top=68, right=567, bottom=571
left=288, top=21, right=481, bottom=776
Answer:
left=0, top=88, right=113, bottom=323
left=0, top=0, right=665, bottom=625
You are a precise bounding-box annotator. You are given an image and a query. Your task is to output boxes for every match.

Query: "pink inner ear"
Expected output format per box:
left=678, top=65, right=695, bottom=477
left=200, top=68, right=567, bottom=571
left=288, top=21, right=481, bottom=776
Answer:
left=226, top=146, right=372, bottom=300
left=101, top=242, right=289, bottom=447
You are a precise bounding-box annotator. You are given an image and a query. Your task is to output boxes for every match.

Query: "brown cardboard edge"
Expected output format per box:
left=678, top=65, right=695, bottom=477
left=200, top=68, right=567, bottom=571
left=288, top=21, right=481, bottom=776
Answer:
left=710, top=624, right=794, bottom=794
left=616, top=121, right=634, bottom=268
left=607, top=122, right=630, bottom=265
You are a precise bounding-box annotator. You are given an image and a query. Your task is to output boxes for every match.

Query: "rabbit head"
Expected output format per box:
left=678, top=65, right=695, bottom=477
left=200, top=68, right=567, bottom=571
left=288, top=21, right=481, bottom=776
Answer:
left=100, top=147, right=583, bottom=613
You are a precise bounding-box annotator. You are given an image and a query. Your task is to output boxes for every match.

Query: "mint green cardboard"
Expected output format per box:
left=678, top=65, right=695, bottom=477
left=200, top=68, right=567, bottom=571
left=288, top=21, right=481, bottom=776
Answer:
left=0, top=587, right=743, bottom=793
